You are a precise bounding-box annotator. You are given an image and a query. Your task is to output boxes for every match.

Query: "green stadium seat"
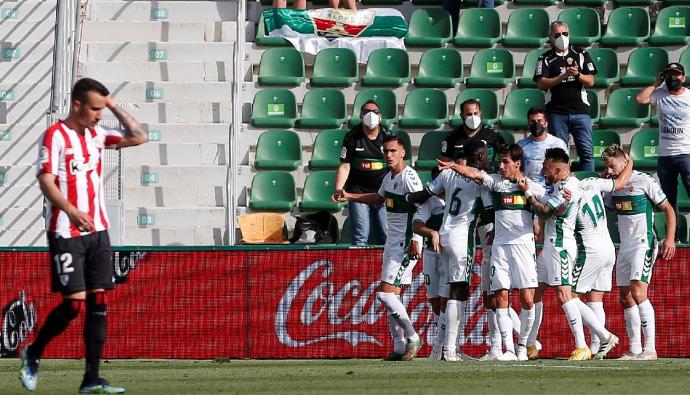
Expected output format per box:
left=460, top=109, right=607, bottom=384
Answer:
left=464, top=0, right=507, bottom=5
left=399, top=89, right=448, bottom=128
left=391, top=129, right=413, bottom=165
left=251, top=89, right=297, bottom=128
left=257, top=48, right=304, bottom=86
left=405, top=8, right=452, bottom=47
left=649, top=7, right=690, bottom=46
left=249, top=171, right=297, bottom=212
left=298, top=88, right=347, bottom=128
left=412, top=0, right=442, bottom=4
left=309, top=129, right=348, bottom=170
left=502, top=9, right=550, bottom=48
left=620, top=48, right=669, bottom=88
left=450, top=89, right=499, bottom=127
left=513, top=0, right=557, bottom=4
left=650, top=116, right=659, bottom=127
left=361, top=48, right=411, bottom=87
left=498, top=130, right=516, bottom=145
left=558, top=7, right=601, bottom=47
left=256, top=14, right=290, bottom=47
left=588, top=48, right=620, bottom=88
left=600, top=7, right=650, bottom=47
left=614, top=0, right=654, bottom=5
left=350, top=89, right=398, bottom=128
left=299, top=171, right=345, bottom=212
left=518, top=48, right=549, bottom=88
left=418, top=170, right=432, bottom=187
left=588, top=90, right=600, bottom=124
left=680, top=47, right=690, bottom=86
left=415, top=48, right=463, bottom=88
left=255, top=130, right=302, bottom=170
left=499, top=89, right=545, bottom=129
left=465, top=48, right=515, bottom=88
left=573, top=171, right=600, bottom=180
left=416, top=131, right=450, bottom=169
left=453, top=8, right=501, bottom=48
left=629, top=128, right=659, bottom=171
left=599, top=88, right=651, bottom=127
left=655, top=214, right=689, bottom=243
left=678, top=177, right=690, bottom=211
left=590, top=130, right=621, bottom=169
left=565, top=0, right=605, bottom=4
left=310, top=48, right=358, bottom=87
left=361, top=0, right=403, bottom=4
left=608, top=213, right=621, bottom=244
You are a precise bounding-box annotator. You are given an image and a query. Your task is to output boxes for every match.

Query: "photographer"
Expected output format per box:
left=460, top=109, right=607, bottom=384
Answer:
left=637, top=63, right=690, bottom=222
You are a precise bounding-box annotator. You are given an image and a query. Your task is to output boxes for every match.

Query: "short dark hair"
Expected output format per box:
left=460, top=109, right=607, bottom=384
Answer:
left=498, top=143, right=523, bottom=163
left=460, top=98, right=481, bottom=114
left=601, top=144, right=626, bottom=161
left=72, top=78, right=109, bottom=104
left=462, top=139, right=487, bottom=164
left=382, top=134, right=404, bottom=147
left=544, top=147, right=570, bottom=164
left=361, top=99, right=380, bottom=111
left=527, top=106, right=546, bottom=119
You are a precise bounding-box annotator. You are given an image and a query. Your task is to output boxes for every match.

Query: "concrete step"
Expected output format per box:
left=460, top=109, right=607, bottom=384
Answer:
left=0, top=41, right=55, bottom=63
left=140, top=123, right=230, bottom=144
left=0, top=165, right=39, bottom=188
left=123, top=225, right=225, bottom=246
left=80, top=61, right=232, bottom=82
left=0, top=185, right=42, bottom=210
left=121, top=165, right=227, bottom=188
left=124, top=185, right=226, bottom=207
left=0, top=139, right=43, bottom=166
left=0, top=208, right=44, bottom=231
left=107, top=81, right=232, bottom=103
left=81, top=21, right=237, bottom=42
left=82, top=42, right=236, bottom=62
left=121, top=142, right=229, bottom=166
left=0, top=61, right=53, bottom=84
left=124, top=207, right=226, bottom=228
left=0, top=229, right=46, bottom=247
left=0, top=21, right=55, bottom=42
left=0, top=1, right=57, bottom=23
left=87, top=1, right=238, bottom=22
left=103, top=102, right=232, bottom=123
left=0, top=83, right=52, bottom=125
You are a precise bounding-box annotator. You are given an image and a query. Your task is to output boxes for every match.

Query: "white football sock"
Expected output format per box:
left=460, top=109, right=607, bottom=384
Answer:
left=562, top=299, right=587, bottom=349
left=509, top=306, right=521, bottom=336
left=487, top=310, right=502, bottom=354
left=576, top=299, right=611, bottom=341
left=624, top=305, right=643, bottom=354
left=378, top=292, right=416, bottom=339
left=518, top=308, right=535, bottom=347
left=434, top=311, right=447, bottom=349
left=496, top=308, right=515, bottom=352
left=637, top=300, right=656, bottom=353
left=587, top=302, right=605, bottom=352
left=527, top=301, right=543, bottom=346
left=444, top=300, right=464, bottom=353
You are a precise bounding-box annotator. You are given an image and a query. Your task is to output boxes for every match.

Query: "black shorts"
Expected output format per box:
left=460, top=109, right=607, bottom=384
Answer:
left=48, top=230, right=114, bottom=295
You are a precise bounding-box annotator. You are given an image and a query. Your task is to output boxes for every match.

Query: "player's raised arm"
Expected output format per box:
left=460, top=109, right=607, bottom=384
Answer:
left=436, top=159, right=483, bottom=183
left=518, top=177, right=556, bottom=218
left=106, top=97, right=147, bottom=148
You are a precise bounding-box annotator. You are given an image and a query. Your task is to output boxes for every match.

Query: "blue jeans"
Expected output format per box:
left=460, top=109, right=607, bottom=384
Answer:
left=547, top=113, right=594, bottom=171
left=349, top=201, right=387, bottom=246
left=657, top=155, right=690, bottom=216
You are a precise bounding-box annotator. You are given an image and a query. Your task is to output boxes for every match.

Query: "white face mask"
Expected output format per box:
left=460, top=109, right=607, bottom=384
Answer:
left=554, top=35, right=569, bottom=51
left=464, top=115, right=482, bottom=130
left=362, top=111, right=380, bottom=129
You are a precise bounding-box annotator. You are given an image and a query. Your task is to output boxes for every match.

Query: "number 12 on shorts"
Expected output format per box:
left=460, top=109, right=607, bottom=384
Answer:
left=54, top=253, right=74, bottom=286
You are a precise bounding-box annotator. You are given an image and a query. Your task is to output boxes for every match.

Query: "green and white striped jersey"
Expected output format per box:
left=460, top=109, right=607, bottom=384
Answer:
left=541, top=176, right=581, bottom=249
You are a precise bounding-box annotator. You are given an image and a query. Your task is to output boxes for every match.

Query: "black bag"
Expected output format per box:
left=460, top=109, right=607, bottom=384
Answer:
left=290, top=211, right=335, bottom=244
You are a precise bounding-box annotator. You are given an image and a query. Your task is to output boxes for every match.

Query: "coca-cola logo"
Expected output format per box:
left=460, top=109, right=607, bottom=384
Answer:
left=1, top=290, right=36, bottom=357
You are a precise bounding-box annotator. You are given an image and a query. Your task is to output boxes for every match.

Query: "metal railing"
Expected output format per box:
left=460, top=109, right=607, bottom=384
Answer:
left=49, top=0, right=82, bottom=124
left=229, top=0, right=246, bottom=245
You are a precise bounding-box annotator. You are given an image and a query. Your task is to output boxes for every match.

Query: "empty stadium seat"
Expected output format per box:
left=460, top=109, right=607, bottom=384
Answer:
left=255, top=130, right=302, bottom=170
left=502, top=9, right=550, bottom=48
left=398, top=89, right=448, bottom=128
left=310, top=48, right=358, bottom=87
left=500, top=89, right=545, bottom=129
left=573, top=171, right=600, bottom=180
left=414, top=48, right=463, bottom=88
left=450, top=89, right=499, bottom=127
left=453, top=8, right=501, bottom=48
left=498, top=130, right=516, bottom=145
left=299, top=171, right=346, bottom=212
left=298, top=88, right=347, bottom=128
left=361, top=48, right=411, bottom=87
left=558, top=7, right=601, bottom=46
left=350, top=89, right=398, bottom=128
left=600, top=7, right=650, bottom=47
left=565, top=0, right=605, bottom=4
left=255, top=14, right=290, bottom=47
left=655, top=214, right=689, bottom=243
left=416, top=131, right=450, bottom=169
left=588, top=90, right=600, bottom=124
left=465, top=48, right=515, bottom=88
left=649, top=7, right=690, bottom=46
left=629, top=128, right=659, bottom=170
left=309, top=129, right=348, bottom=170
left=620, top=48, right=669, bottom=87
left=418, top=170, right=432, bottom=187
left=251, top=89, right=297, bottom=128
left=599, top=88, right=651, bottom=127
left=249, top=171, right=297, bottom=212
left=588, top=48, right=620, bottom=88
left=587, top=130, right=621, bottom=169
left=257, top=48, right=304, bottom=86
left=405, top=8, right=452, bottom=47
left=518, top=48, right=549, bottom=88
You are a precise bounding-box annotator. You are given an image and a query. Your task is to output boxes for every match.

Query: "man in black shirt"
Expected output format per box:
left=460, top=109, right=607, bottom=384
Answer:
left=332, top=100, right=390, bottom=245
left=534, top=21, right=597, bottom=171
left=439, top=99, right=505, bottom=169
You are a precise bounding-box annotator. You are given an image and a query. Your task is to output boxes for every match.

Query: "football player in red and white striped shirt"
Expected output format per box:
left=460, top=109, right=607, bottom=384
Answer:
left=20, top=78, right=147, bottom=394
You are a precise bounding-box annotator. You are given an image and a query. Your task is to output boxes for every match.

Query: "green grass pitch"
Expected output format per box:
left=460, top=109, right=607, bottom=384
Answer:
left=2, top=358, right=690, bottom=394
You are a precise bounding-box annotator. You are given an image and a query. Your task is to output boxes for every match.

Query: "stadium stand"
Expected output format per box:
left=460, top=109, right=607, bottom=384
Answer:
left=405, top=8, right=452, bottom=47
left=249, top=171, right=297, bottom=212
left=398, top=88, right=448, bottom=128
left=415, top=131, right=449, bottom=170
left=558, top=7, right=601, bottom=46
left=628, top=128, right=660, bottom=171
left=308, top=129, right=348, bottom=170
left=589, top=48, right=621, bottom=88
left=620, top=48, right=669, bottom=87
left=255, top=130, right=302, bottom=170
left=453, top=8, right=502, bottom=48
left=450, top=89, right=499, bottom=127
left=350, top=89, right=399, bottom=127
left=600, top=7, right=651, bottom=46
left=297, top=88, right=347, bottom=128
left=299, top=171, right=346, bottom=212
left=414, top=48, right=463, bottom=88
left=310, top=48, right=359, bottom=87
left=502, top=8, right=550, bottom=48
left=257, top=47, right=305, bottom=86
left=361, top=48, right=412, bottom=87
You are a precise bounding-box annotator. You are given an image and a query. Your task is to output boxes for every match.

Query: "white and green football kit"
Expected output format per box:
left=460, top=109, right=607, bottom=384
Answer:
left=427, top=169, right=491, bottom=284
left=480, top=172, right=545, bottom=291
left=573, top=177, right=617, bottom=294
left=414, top=196, right=449, bottom=299
left=537, top=176, right=581, bottom=287
left=608, top=171, right=668, bottom=286
left=378, top=165, right=424, bottom=286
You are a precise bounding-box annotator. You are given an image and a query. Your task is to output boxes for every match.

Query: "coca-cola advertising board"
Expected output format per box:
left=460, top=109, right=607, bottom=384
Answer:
left=1, top=247, right=689, bottom=359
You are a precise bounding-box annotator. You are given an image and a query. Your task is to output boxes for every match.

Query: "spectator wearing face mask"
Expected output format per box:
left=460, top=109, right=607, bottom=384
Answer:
left=637, top=62, right=690, bottom=224
left=439, top=99, right=505, bottom=170
left=517, top=107, right=569, bottom=188
left=534, top=21, right=597, bottom=171
left=332, top=100, right=390, bottom=246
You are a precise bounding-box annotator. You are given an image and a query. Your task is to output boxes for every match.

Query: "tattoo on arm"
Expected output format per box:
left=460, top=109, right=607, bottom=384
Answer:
left=528, top=196, right=554, bottom=218
left=110, top=105, right=146, bottom=138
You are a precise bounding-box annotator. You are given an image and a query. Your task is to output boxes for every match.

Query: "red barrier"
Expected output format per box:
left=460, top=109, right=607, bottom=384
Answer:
left=1, top=248, right=689, bottom=359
